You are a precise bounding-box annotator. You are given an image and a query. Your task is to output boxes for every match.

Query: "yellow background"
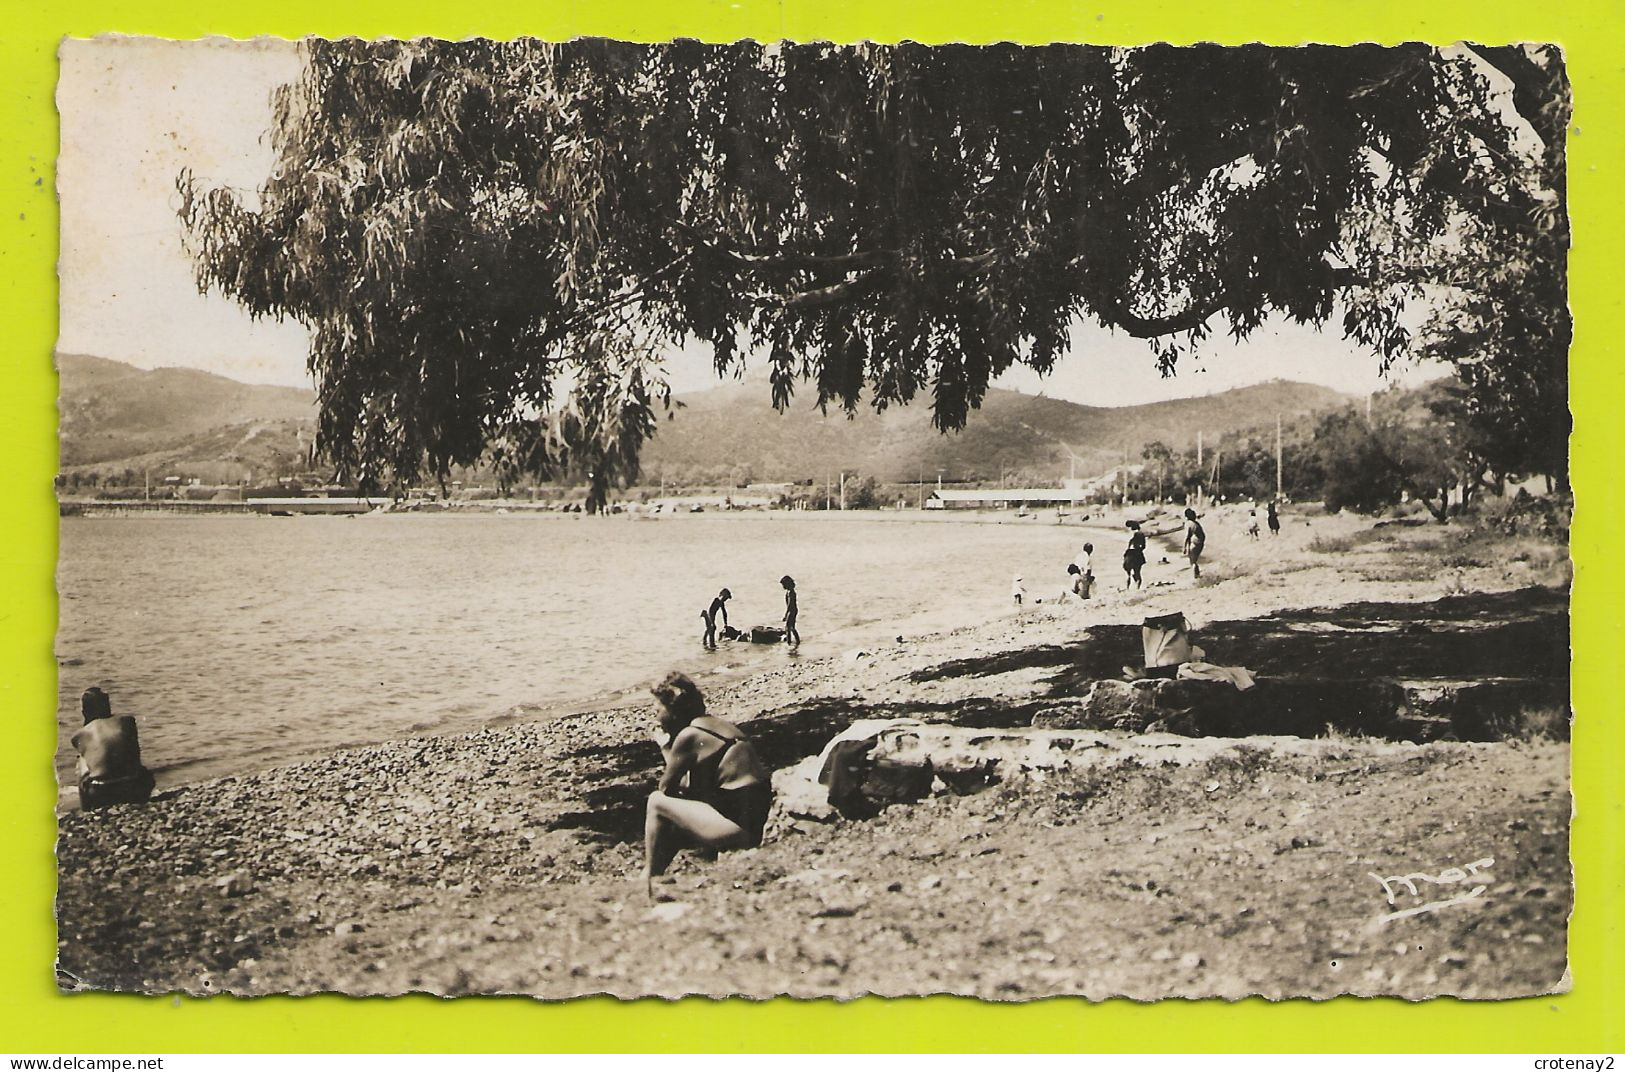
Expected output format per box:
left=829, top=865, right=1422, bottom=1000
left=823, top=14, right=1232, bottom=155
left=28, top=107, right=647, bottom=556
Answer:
left=2, top=0, right=1620, bottom=1053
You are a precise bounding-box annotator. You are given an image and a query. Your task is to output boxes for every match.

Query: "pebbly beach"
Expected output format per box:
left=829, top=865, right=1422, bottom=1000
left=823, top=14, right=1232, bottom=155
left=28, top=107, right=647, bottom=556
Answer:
left=55, top=505, right=1573, bottom=1000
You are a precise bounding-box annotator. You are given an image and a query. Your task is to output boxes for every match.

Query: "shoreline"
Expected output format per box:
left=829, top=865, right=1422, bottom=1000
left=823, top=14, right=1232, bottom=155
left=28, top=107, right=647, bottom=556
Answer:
left=56, top=510, right=1136, bottom=803
left=55, top=506, right=1573, bottom=997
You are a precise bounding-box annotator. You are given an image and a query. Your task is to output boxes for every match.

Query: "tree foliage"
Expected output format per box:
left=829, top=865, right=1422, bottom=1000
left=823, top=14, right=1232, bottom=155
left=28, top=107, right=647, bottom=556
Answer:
left=1414, top=46, right=1571, bottom=485
left=179, top=39, right=1569, bottom=509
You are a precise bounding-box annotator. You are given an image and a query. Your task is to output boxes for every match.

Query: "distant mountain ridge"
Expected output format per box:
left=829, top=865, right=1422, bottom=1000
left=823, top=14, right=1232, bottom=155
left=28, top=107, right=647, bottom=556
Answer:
left=642, top=377, right=1351, bottom=483
left=58, top=353, right=316, bottom=468
left=56, top=353, right=1350, bottom=485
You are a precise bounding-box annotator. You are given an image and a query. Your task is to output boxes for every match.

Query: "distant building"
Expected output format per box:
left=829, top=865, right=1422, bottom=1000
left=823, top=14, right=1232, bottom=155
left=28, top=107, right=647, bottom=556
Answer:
left=928, top=488, right=1089, bottom=509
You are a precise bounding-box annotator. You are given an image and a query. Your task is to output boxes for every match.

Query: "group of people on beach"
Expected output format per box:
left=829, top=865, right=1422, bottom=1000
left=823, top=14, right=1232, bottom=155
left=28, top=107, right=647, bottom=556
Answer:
left=1125, top=507, right=1206, bottom=586
left=74, top=667, right=771, bottom=900
left=1015, top=506, right=1211, bottom=605
left=1247, top=500, right=1283, bottom=541
left=701, top=575, right=799, bottom=649
left=648, top=500, right=1283, bottom=892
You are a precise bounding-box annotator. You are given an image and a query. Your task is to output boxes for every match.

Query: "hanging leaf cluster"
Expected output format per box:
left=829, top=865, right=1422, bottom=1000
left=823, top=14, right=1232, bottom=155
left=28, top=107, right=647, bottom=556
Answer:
left=178, top=39, right=1569, bottom=507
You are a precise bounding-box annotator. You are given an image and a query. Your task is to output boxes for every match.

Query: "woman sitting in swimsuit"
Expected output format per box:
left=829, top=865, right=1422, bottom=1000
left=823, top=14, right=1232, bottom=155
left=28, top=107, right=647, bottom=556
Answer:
left=641, top=671, right=772, bottom=897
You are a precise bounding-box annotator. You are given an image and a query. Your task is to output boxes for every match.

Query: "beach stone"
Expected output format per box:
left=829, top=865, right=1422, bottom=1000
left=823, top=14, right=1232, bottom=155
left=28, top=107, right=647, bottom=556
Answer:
left=644, top=902, right=690, bottom=923
left=214, top=872, right=254, bottom=897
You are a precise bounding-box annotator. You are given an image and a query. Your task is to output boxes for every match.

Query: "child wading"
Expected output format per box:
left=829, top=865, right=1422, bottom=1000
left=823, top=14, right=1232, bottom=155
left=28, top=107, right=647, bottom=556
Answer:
left=780, top=575, right=800, bottom=648
left=700, top=588, right=731, bottom=649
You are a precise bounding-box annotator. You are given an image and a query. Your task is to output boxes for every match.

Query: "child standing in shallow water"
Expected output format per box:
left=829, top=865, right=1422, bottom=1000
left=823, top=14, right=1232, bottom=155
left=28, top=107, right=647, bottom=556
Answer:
left=780, top=575, right=800, bottom=648
left=701, top=588, right=731, bottom=649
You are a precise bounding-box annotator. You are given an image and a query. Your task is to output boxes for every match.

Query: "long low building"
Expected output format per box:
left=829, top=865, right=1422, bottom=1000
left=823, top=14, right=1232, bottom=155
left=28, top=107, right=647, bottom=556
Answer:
left=246, top=497, right=385, bottom=515
left=927, top=488, right=1091, bottom=509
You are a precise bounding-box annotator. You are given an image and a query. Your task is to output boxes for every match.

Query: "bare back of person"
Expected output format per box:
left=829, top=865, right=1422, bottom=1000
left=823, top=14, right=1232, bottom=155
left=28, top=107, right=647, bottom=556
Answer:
left=72, top=716, right=144, bottom=781
left=681, top=715, right=769, bottom=795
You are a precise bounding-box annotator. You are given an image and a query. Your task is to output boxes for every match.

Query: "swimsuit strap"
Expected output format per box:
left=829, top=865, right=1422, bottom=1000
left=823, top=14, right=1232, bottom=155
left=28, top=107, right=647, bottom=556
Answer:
left=691, top=722, right=742, bottom=754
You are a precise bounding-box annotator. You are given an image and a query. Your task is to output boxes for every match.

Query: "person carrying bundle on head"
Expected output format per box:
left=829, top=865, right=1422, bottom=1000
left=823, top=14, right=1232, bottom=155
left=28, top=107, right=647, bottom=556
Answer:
left=1122, top=521, right=1147, bottom=591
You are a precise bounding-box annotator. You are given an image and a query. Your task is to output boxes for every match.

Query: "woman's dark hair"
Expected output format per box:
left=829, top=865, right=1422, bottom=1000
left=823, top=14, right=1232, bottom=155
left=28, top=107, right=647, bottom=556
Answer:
left=719, top=588, right=731, bottom=600
left=1125, top=520, right=1140, bottom=530
left=1083, top=542, right=1094, bottom=553
left=1067, top=563, right=1080, bottom=575
left=650, top=671, right=706, bottom=723
left=780, top=575, right=795, bottom=588
left=81, top=687, right=111, bottom=725
left=1184, top=508, right=1197, bottom=519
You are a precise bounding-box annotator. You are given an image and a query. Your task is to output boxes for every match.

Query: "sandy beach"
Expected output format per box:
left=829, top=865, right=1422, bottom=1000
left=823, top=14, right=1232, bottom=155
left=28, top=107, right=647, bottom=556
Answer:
left=55, top=505, right=1572, bottom=999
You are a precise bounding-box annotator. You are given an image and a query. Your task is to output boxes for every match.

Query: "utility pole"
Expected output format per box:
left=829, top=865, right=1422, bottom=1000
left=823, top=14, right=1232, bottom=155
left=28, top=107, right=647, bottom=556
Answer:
left=1275, top=414, right=1284, bottom=500
left=839, top=471, right=847, bottom=511
left=825, top=471, right=831, bottom=512
left=918, top=465, right=924, bottom=510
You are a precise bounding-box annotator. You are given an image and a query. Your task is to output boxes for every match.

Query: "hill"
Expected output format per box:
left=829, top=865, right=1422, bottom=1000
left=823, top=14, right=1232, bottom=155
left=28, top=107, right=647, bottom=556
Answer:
left=640, top=378, right=1351, bottom=484
left=55, top=354, right=1350, bottom=489
left=57, top=353, right=316, bottom=469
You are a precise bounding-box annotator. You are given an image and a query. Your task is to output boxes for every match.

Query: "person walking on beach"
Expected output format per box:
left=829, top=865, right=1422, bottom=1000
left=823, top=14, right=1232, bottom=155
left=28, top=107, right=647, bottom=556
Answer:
left=780, top=575, right=800, bottom=648
left=1075, top=542, right=1095, bottom=599
left=1011, top=573, right=1026, bottom=606
left=1123, top=521, right=1147, bottom=591
left=641, top=671, right=772, bottom=898
left=72, top=687, right=155, bottom=810
left=1267, top=500, right=1281, bottom=538
left=1184, top=507, right=1207, bottom=580
left=701, top=588, right=732, bottom=649
left=1247, top=508, right=1261, bottom=540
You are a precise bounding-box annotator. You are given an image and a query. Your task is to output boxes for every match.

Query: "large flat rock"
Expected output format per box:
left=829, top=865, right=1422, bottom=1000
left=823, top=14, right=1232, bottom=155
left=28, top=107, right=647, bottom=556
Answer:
left=1030, top=675, right=1568, bottom=742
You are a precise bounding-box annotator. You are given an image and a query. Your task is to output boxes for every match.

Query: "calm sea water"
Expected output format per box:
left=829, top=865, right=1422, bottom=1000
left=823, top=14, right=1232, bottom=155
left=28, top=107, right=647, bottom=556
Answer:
left=56, top=512, right=1097, bottom=793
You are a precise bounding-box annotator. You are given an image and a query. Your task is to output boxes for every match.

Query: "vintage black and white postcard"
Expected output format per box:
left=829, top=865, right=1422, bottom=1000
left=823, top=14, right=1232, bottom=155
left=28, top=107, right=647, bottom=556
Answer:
left=54, top=35, right=1571, bottom=999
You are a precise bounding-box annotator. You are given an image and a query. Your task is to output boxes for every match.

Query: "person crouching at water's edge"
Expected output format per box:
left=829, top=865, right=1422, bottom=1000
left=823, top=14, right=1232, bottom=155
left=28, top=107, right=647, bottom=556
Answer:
left=701, top=588, right=731, bottom=649
left=73, top=687, right=155, bottom=810
left=780, top=575, right=800, bottom=648
left=642, top=672, right=772, bottom=898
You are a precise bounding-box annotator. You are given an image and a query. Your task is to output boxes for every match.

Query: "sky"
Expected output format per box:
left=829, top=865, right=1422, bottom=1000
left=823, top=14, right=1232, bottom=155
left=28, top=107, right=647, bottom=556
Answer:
left=57, top=36, right=1449, bottom=407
